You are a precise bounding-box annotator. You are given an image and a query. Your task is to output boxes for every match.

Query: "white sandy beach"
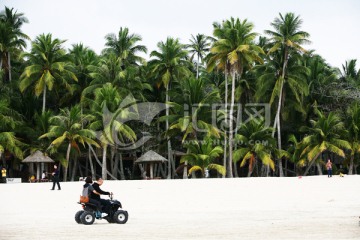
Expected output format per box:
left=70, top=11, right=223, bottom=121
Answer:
left=0, top=175, right=359, bottom=240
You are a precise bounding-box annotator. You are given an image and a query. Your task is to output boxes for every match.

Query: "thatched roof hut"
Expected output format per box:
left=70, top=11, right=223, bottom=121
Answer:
left=135, top=150, right=168, bottom=179
left=23, top=151, right=54, bottom=180
left=22, top=150, right=55, bottom=163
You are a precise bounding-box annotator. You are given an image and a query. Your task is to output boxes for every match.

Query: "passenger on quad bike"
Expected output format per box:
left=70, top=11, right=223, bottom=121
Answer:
left=75, top=180, right=129, bottom=225
left=91, top=177, right=112, bottom=214
left=83, top=176, right=102, bottom=216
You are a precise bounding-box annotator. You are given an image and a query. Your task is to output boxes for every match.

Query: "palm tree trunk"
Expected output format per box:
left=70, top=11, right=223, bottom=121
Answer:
left=316, top=163, right=323, bottom=175
left=89, top=144, right=118, bottom=179
left=196, top=55, right=199, bottom=79
left=110, top=146, right=115, bottom=177
left=228, top=71, right=235, bottom=178
left=303, top=153, right=321, bottom=176
left=88, top=144, right=95, bottom=179
left=102, top=144, right=108, bottom=179
left=275, top=85, right=284, bottom=177
left=349, top=154, right=354, bottom=175
left=42, top=86, right=47, bottom=113
left=223, top=70, right=228, bottom=178
left=63, top=142, right=71, bottom=182
left=119, top=153, right=126, bottom=180
left=166, top=85, right=173, bottom=179
left=70, top=157, right=78, bottom=181
left=272, top=50, right=288, bottom=177
left=111, top=149, right=118, bottom=179
left=7, top=52, right=11, bottom=82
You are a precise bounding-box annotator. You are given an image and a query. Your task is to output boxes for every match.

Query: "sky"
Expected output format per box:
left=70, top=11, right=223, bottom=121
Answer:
left=2, top=0, right=360, bottom=69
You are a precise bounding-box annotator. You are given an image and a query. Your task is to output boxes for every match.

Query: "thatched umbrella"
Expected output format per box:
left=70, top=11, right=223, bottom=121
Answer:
left=22, top=150, right=55, bottom=180
left=135, top=150, right=168, bottom=179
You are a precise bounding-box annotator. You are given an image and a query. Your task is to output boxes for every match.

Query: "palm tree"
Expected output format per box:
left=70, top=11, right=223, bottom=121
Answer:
left=19, top=33, right=77, bottom=113
left=303, top=53, right=338, bottom=111
left=187, top=34, right=211, bottom=78
left=169, top=77, right=221, bottom=140
left=68, top=43, right=98, bottom=105
left=103, top=27, right=147, bottom=67
left=207, top=17, right=264, bottom=178
left=180, top=137, right=225, bottom=177
left=340, top=59, right=360, bottom=85
left=149, top=37, right=190, bottom=178
left=89, top=83, right=137, bottom=180
left=0, top=99, right=24, bottom=166
left=0, top=7, right=29, bottom=82
left=345, top=102, right=360, bottom=174
left=40, top=105, right=99, bottom=181
left=299, top=108, right=351, bottom=175
left=233, top=119, right=276, bottom=177
left=264, top=12, right=310, bottom=176
left=167, top=76, right=221, bottom=178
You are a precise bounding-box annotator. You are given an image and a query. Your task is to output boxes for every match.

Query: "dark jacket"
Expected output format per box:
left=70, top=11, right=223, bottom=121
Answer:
left=53, top=169, right=60, bottom=180
left=91, top=182, right=110, bottom=200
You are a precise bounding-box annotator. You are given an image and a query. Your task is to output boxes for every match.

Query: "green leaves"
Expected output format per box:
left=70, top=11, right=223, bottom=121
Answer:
left=299, top=110, right=350, bottom=168
left=181, top=138, right=224, bottom=177
left=233, top=119, right=276, bottom=176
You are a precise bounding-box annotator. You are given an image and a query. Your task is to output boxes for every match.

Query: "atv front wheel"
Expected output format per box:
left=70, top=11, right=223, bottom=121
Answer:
left=113, top=210, right=128, bottom=224
left=80, top=211, right=95, bottom=225
left=75, top=210, right=84, bottom=224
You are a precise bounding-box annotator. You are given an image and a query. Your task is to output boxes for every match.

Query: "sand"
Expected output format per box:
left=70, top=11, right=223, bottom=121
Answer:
left=0, top=175, right=359, bottom=240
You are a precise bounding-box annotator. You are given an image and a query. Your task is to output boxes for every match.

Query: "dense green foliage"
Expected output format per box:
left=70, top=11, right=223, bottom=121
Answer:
left=1, top=7, right=360, bottom=180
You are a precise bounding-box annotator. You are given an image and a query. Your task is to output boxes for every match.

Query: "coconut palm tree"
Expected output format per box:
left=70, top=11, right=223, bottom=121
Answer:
left=168, top=77, right=221, bottom=140
left=264, top=12, right=310, bottom=176
left=149, top=37, right=190, bottom=178
left=103, top=27, right=147, bottom=67
left=303, top=54, right=338, bottom=111
left=207, top=17, right=264, bottom=178
left=180, top=137, right=225, bottom=177
left=89, top=83, right=137, bottom=180
left=0, top=7, right=29, bottom=82
left=68, top=43, right=98, bottom=105
left=233, top=119, right=276, bottom=177
left=187, top=34, right=211, bottom=78
left=345, top=102, right=360, bottom=174
left=339, top=59, right=360, bottom=86
left=298, top=108, right=351, bottom=175
left=19, top=34, right=77, bottom=113
left=0, top=99, right=24, bottom=166
left=40, top=105, right=99, bottom=181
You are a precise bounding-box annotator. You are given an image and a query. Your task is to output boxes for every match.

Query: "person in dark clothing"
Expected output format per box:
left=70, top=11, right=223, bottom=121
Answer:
left=91, top=178, right=112, bottom=213
left=84, top=176, right=102, bottom=217
left=50, top=165, right=61, bottom=190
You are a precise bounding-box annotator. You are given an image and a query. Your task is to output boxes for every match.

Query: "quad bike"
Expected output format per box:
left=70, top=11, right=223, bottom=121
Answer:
left=75, top=193, right=129, bottom=225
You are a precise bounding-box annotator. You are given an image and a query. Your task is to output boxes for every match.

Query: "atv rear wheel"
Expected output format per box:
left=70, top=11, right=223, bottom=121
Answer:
left=113, top=210, right=128, bottom=224
left=80, top=211, right=95, bottom=225
left=75, top=210, right=84, bottom=224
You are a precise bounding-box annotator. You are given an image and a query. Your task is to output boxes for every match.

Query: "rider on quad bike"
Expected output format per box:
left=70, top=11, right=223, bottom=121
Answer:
left=75, top=177, right=129, bottom=225
left=91, top=177, right=112, bottom=214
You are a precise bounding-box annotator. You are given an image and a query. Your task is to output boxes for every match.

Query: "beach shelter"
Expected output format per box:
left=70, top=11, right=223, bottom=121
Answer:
left=135, top=150, right=168, bottom=179
left=22, top=150, right=55, bottom=180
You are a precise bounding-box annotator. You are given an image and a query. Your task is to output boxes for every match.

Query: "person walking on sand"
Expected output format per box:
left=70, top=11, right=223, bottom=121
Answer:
left=50, top=165, right=61, bottom=190
left=326, top=159, right=332, bottom=178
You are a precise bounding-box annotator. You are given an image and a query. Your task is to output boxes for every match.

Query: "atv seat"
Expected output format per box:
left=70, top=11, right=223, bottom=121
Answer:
left=78, top=202, right=97, bottom=207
